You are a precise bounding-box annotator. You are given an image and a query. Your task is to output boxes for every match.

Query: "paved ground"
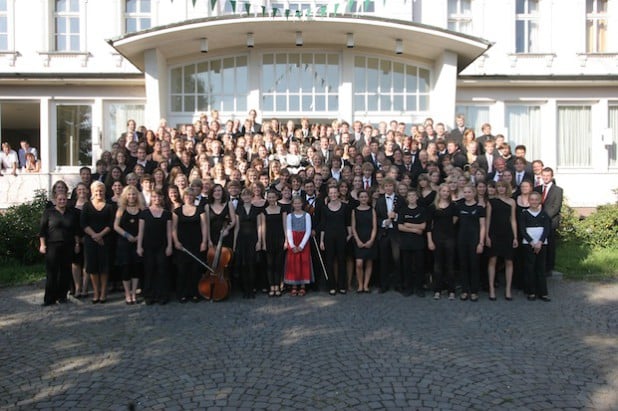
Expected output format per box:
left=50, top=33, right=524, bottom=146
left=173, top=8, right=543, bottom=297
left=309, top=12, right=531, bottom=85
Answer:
left=0, top=279, right=617, bottom=410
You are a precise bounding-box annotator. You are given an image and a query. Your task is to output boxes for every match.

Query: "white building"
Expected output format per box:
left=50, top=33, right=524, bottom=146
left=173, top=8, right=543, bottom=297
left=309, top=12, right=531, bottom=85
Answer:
left=0, top=0, right=616, bottom=209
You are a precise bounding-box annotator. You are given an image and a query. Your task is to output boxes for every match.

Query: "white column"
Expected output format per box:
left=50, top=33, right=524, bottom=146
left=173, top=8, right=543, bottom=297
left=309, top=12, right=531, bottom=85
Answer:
left=92, top=98, right=103, bottom=165
left=340, top=51, right=354, bottom=122
left=431, top=50, right=458, bottom=126
left=542, top=99, right=557, bottom=168
left=39, top=97, right=51, bottom=174
left=143, top=48, right=167, bottom=127
left=247, top=49, right=261, bottom=122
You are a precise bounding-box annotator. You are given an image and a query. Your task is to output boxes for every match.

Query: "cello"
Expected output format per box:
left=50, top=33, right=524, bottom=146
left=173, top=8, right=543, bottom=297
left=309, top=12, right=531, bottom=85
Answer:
left=198, top=224, right=232, bottom=301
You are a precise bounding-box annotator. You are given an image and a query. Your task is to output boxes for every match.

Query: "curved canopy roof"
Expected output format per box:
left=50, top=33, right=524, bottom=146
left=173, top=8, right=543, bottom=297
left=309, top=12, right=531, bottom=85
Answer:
left=109, top=14, right=491, bottom=72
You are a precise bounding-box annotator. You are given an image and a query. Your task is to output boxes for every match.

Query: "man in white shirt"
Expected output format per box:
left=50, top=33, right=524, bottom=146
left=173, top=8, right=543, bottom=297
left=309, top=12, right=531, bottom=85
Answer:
left=0, top=142, right=18, bottom=176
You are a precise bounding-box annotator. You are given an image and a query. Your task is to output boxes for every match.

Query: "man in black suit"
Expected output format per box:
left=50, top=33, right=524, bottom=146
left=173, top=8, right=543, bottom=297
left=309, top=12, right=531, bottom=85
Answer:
left=240, top=109, right=261, bottom=135
left=445, top=140, right=467, bottom=170
left=375, top=178, right=403, bottom=293
left=536, top=167, right=563, bottom=276
left=475, top=123, right=494, bottom=154
left=447, top=114, right=469, bottom=146
left=134, top=146, right=158, bottom=175
left=513, top=157, right=533, bottom=189
left=476, top=139, right=496, bottom=173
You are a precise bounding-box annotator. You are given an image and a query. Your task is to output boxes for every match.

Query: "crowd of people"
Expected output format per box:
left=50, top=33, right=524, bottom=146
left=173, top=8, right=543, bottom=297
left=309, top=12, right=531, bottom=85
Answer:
left=38, top=111, right=562, bottom=306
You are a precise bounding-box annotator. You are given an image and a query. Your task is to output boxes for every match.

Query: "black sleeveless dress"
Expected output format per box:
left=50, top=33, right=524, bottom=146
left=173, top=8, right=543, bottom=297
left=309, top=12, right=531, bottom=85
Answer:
left=488, top=198, right=515, bottom=259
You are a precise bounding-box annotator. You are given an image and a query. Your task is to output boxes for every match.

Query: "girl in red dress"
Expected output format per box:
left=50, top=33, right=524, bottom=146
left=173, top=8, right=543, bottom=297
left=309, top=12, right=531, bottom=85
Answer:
left=284, top=196, right=313, bottom=296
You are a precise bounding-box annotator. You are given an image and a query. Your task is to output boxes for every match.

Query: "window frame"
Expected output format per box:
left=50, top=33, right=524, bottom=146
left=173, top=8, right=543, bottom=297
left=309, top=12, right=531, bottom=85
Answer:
left=53, top=0, right=81, bottom=52
left=585, top=0, right=608, bottom=53
left=169, top=55, right=249, bottom=115
left=515, top=0, right=540, bottom=53
left=54, top=102, right=94, bottom=169
left=556, top=104, right=593, bottom=169
left=447, top=0, right=472, bottom=34
left=124, top=0, right=151, bottom=34
left=504, top=104, right=542, bottom=161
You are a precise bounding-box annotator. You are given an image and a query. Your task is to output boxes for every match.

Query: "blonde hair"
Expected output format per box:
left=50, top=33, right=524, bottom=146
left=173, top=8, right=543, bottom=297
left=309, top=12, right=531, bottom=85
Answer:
left=90, top=181, right=106, bottom=199
left=119, top=185, right=145, bottom=210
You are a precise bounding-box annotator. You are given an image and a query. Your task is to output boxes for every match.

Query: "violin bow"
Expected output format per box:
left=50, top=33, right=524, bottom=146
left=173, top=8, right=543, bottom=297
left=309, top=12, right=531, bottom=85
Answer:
left=181, top=247, right=215, bottom=273
left=311, top=235, right=329, bottom=281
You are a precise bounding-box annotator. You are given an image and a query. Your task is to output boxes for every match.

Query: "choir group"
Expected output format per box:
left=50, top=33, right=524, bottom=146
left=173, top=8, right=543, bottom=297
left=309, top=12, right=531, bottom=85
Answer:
left=38, top=112, right=561, bottom=306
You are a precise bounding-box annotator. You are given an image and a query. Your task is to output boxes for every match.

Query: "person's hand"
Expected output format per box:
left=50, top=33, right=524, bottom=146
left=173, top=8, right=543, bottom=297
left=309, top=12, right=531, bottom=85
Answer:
left=74, top=243, right=80, bottom=254
left=320, top=241, right=325, bottom=251
left=485, top=237, right=492, bottom=248
left=137, top=247, right=143, bottom=257
left=512, top=239, right=519, bottom=248
left=165, top=246, right=173, bottom=257
left=427, top=240, right=435, bottom=251
left=476, top=243, right=484, bottom=254
left=39, top=245, right=46, bottom=254
left=175, top=242, right=183, bottom=251
left=355, top=239, right=363, bottom=248
left=200, top=242, right=207, bottom=252
left=128, top=235, right=136, bottom=243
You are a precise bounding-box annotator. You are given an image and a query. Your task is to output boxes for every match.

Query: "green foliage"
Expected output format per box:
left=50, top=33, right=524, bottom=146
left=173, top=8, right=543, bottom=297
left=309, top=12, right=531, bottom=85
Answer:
left=0, top=262, right=45, bottom=287
left=575, top=204, right=618, bottom=249
left=0, top=190, right=48, bottom=265
left=556, top=242, right=618, bottom=281
left=557, top=199, right=580, bottom=243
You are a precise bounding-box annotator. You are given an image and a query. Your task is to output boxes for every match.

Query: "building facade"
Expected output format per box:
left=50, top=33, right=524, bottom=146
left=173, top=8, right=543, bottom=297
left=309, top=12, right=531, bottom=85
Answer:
left=0, top=0, right=616, bottom=208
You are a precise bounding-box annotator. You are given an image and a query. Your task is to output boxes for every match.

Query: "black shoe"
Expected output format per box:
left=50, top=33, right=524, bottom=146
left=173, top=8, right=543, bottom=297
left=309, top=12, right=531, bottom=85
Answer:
left=158, top=299, right=168, bottom=305
left=57, top=297, right=68, bottom=304
left=527, top=294, right=537, bottom=301
left=540, top=296, right=551, bottom=302
left=489, top=296, right=497, bottom=301
left=41, top=301, right=55, bottom=307
left=338, top=289, right=347, bottom=295
left=179, top=298, right=188, bottom=304
left=191, top=296, right=200, bottom=303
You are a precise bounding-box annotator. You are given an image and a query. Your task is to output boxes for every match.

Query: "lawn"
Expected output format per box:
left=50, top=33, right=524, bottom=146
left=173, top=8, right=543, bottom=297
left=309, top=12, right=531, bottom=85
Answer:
left=555, top=241, right=618, bottom=281
left=0, top=262, right=45, bottom=287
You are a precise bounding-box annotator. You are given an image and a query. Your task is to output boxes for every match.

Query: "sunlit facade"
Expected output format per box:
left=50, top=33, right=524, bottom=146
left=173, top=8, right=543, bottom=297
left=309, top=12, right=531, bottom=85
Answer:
left=0, top=0, right=616, bottom=209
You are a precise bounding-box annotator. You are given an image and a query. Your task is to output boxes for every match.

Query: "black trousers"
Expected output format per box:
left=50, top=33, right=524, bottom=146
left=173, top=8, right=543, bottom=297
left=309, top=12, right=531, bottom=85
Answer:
left=523, top=244, right=548, bottom=296
left=44, top=242, right=72, bottom=303
left=400, top=248, right=424, bottom=292
left=143, top=246, right=170, bottom=301
left=324, top=233, right=347, bottom=291
left=458, top=239, right=480, bottom=294
left=432, top=238, right=456, bottom=293
left=378, top=229, right=400, bottom=290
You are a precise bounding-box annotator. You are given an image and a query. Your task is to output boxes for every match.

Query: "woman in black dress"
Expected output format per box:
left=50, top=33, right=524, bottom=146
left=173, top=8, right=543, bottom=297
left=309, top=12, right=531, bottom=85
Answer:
left=351, top=190, right=377, bottom=293
left=172, top=188, right=208, bottom=303
left=81, top=181, right=114, bottom=304
left=70, top=182, right=89, bottom=298
left=263, top=189, right=287, bottom=297
left=137, top=189, right=173, bottom=305
left=235, top=188, right=263, bottom=298
left=427, top=183, right=458, bottom=300
left=206, top=184, right=236, bottom=251
left=114, top=185, right=144, bottom=305
left=456, top=184, right=486, bottom=302
left=320, top=185, right=352, bottom=295
left=486, top=181, right=518, bottom=301
left=397, top=191, right=427, bottom=297
left=39, top=191, right=79, bottom=306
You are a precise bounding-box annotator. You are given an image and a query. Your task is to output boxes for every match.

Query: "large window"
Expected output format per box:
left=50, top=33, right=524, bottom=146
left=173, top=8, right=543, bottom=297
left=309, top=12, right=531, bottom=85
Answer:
left=170, top=56, right=248, bottom=113
left=515, top=0, right=539, bottom=53
left=54, top=0, right=80, bottom=52
left=125, top=0, right=151, bottom=33
left=56, top=105, right=92, bottom=167
left=106, top=103, right=145, bottom=146
left=355, top=57, right=430, bottom=113
left=609, top=106, right=618, bottom=167
left=0, top=0, right=8, bottom=51
left=448, top=0, right=472, bottom=34
left=454, top=105, right=489, bottom=134
left=262, top=53, right=339, bottom=113
left=505, top=105, right=541, bottom=161
left=586, top=0, right=607, bottom=53
left=557, top=106, right=591, bottom=168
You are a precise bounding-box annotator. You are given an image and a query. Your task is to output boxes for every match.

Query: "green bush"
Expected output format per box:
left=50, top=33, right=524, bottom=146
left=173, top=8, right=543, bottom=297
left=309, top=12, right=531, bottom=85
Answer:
left=0, top=190, right=48, bottom=265
left=575, top=203, right=618, bottom=249
left=557, top=198, right=580, bottom=243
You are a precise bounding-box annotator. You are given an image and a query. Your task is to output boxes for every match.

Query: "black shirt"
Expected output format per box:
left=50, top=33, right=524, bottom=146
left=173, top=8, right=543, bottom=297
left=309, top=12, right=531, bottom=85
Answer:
left=39, top=208, right=78, bottom=243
